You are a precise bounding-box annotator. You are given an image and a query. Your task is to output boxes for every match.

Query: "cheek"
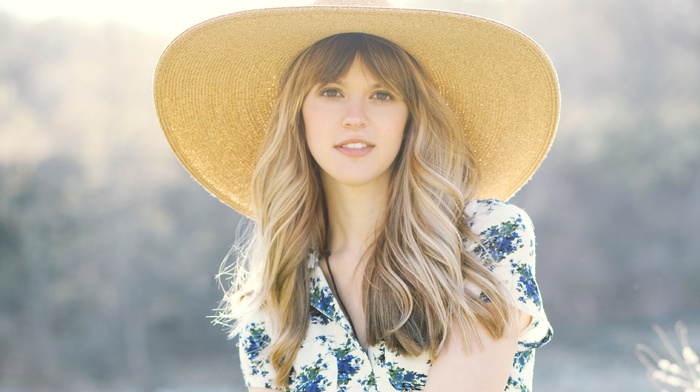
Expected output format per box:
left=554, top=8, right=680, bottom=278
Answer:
left=301, top=99, right=311, bottom=132
left=301, top=100, right=316, bottom=141
left=301, top=107, right=322, bottom=162
left=391, top=107, right=409, bottom=148
left=301, top=98, right=325, bottom=137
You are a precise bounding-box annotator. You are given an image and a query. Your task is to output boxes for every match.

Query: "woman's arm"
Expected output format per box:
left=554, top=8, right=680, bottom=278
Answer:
left=423, top=310, right=531, bottom=392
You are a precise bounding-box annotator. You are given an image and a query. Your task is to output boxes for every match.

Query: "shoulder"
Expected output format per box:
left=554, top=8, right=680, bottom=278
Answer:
left=464, top=199, right=534, bottom=238
left=462, top=199, right=536, bottom=269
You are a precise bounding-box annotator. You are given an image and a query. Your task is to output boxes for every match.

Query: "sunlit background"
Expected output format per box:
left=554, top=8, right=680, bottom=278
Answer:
left=0, top=0, right=324, bottom=36
left=1, top=0, right=699, bottom=391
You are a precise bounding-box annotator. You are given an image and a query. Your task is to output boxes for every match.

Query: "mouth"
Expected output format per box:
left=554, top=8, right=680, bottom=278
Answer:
left=335, top=138, right=374, bottom=148
left=340, top=142, right=369, bottom=149
left=335, top=139, right=374, bottom=157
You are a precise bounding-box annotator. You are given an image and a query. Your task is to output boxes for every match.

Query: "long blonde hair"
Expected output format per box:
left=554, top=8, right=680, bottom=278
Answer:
left=217, top=33, right=516, bottom=387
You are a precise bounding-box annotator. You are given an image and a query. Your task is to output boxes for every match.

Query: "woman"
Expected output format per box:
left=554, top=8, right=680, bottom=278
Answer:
left=153, top=1, right=558, bottom=391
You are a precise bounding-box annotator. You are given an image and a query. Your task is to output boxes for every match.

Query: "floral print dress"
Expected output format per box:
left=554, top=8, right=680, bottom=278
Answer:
left=238, top=199, right=553, bottom=391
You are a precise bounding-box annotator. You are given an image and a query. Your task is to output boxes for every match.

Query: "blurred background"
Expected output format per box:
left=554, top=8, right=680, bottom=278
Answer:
left=0, top=0, right=698, bottom=390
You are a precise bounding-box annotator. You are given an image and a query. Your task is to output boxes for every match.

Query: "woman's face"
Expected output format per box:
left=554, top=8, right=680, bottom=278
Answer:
left=302, top=57, right=408, bottom=190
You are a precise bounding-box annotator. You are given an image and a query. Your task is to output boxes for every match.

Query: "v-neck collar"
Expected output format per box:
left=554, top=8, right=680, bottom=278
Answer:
left=307, top=252, right=359, bottom=340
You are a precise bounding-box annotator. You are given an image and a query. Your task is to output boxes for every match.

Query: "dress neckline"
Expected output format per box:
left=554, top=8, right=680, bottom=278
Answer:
left=325, top=255, right=363, bottom=348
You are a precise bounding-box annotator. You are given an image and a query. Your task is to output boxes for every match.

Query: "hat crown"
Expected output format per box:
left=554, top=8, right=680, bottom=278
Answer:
left=312, top=0, right=393, bottom=6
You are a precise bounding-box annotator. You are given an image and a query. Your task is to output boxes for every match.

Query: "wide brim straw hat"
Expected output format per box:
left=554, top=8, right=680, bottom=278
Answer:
left=153, top=0, right=559, bottom=218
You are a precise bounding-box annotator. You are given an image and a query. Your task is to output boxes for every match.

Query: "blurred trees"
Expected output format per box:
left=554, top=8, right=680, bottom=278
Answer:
left=0, top=13, right=243, bottom=390
left=0, top=0, right=699, bottom=389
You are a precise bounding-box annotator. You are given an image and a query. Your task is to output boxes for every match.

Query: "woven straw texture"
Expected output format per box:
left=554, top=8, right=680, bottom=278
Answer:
left=153, top=5, right=560, bottom=217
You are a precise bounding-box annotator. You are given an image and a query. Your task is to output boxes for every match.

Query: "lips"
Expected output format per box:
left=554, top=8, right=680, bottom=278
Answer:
left=335, top=139, right=374, bottom=157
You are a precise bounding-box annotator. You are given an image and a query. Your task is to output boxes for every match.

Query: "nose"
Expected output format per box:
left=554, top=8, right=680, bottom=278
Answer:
left=342, top=98, right=367, bottom=130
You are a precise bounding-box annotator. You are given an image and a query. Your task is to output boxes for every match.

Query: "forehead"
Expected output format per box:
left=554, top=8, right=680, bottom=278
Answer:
left=334, top=58, right=382, bottom=85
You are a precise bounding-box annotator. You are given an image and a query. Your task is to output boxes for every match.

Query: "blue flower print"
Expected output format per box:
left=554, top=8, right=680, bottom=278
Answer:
left=506, top=375, right=529, bottom=392
left=513, top=349, right=533, bottom=373
left=360, top=371, right=377, bottom=389
left=479, top=218, right=524, bottom=262
left=310, top=307, right=328, bottom=326
left=244, top=323, right=270, bottom=359
left=294, top=355, right=331, bottom=392
left=311, top=277, right=335, bottom=319
left=386, top=361, right=426, bottom=391
left=512, top=262, right=541, bottom=307
left=333, top=340, right=363, bottom=390
left=242, top=323, right=272, bottom=378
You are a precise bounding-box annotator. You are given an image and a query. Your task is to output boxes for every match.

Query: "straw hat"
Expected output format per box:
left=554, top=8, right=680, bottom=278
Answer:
left=153, top=0, right=559, bottom=217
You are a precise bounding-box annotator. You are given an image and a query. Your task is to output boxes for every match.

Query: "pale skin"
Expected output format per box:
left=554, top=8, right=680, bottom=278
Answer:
left=250, top=58, right=532, bottom=392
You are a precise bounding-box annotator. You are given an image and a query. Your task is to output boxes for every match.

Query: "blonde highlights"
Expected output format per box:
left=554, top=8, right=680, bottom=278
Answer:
left=217, top=33, right=516, bottom=387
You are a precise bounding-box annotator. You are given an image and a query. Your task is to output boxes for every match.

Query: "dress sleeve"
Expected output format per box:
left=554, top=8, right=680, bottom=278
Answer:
left=466, top=199, right=553, bottom=351
left=237, top=310, right=282, bottom=390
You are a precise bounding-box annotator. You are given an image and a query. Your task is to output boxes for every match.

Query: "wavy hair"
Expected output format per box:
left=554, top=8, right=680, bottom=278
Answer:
left=217, top=33, right=516, bottom=387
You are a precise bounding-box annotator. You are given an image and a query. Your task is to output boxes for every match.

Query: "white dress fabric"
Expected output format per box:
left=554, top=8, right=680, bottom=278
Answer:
left=238, top=199, right=553, bottom=391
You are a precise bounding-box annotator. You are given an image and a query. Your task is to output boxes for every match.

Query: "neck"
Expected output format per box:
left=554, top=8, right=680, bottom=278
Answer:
left=322, top=176, right=390, bottom=262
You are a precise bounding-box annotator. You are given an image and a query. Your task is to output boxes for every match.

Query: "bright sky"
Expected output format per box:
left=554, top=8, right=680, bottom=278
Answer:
left=0, top=0, right=360, bottom=37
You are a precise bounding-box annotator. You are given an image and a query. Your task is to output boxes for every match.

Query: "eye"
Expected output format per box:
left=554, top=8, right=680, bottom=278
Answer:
left=372, top=91, right=393, bottom=101
left=320, top=88, right=342, bottom=98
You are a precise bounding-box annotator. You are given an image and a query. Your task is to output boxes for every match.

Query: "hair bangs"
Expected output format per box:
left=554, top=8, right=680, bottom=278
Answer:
left=293, top=33, right=419, bottom=103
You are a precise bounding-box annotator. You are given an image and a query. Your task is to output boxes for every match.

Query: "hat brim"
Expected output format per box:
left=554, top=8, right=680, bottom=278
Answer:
left=154, top=5, right=560, bottom=217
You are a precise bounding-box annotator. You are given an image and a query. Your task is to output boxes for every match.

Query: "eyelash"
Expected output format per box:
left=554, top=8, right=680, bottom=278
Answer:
left=372, top=91, right=392, bottom=101
left=320, top=88, right=342, bottom=98
left=319, top=88, right=394, bottom=101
